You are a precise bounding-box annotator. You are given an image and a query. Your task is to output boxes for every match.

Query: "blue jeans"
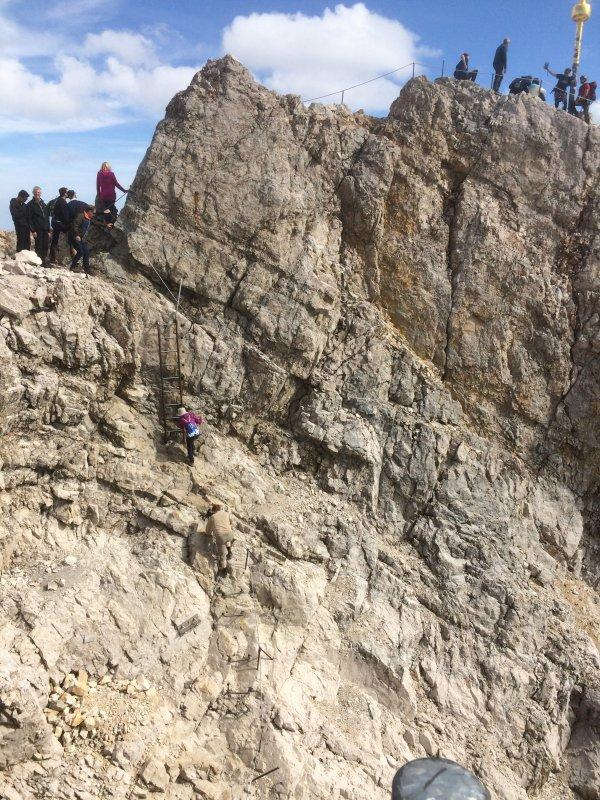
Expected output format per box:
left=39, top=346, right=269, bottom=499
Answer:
left=71, top=239, right=90, bottom=271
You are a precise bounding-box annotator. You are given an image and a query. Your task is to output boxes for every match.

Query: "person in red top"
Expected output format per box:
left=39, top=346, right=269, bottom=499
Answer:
left=575, top=75, right=595, bottom=123
left=96, top=161, right=128, bottom=226
left=177, top=406, right=204, bottom=465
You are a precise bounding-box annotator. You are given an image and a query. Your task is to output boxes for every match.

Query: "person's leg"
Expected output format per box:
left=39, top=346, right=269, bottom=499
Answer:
left=49, top=227, right=60, bottom=262
left=15, top=227, right=30, bottom=252
left=186, top=436, right=195, bottom=463
left=40, top=230, right=50, bottom=263
left=584, top=101, right=591, bottom=124
left=71, top=240, right=82, bottom=270
left=81, top=242, right=90, bottom=272
left=492, top=73, right=503, bottom=92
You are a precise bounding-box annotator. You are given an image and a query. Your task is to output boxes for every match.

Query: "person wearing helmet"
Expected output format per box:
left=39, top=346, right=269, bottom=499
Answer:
left=575, top=74, right=596, bottom=122
left=544, top=63, right=576, bottom=110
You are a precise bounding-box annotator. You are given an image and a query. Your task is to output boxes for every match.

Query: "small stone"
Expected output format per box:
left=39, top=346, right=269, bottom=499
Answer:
left=80, top=728, right=89, bottom=739
left=99, top=674, right=111, bottom=686
left=63, top=555, right=78, bottom=566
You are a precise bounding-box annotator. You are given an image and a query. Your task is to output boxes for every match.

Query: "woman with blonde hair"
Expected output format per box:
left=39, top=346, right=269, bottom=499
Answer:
left=96, top=161, right=128, bottom=226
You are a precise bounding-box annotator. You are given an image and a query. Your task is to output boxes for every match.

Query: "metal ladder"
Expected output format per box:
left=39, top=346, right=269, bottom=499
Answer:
left=157, top=316, right=184, bottom=443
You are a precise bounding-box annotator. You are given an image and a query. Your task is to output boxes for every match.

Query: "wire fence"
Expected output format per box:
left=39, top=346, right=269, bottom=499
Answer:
left=303, top=58, right=549, bottom=106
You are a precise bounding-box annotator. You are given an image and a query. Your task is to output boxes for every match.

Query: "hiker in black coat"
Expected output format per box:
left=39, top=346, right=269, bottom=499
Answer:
left=49, top=187, right=70, bottom=264
left=9, top=190, right=30, bottom=252
left=454, top=53, right=478, bottom=82
left=27, top=187, right=50, bottom=264
left=492, top=38, right=510, bottom=92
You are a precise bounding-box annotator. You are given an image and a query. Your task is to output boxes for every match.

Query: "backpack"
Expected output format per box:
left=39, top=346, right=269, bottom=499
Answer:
left=589, top=81, right=597, bottom=101
left=184, top=420, right=200, bottom=438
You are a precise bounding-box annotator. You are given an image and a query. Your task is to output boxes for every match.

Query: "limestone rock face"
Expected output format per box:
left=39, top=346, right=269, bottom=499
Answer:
left=2, top=56, right=600, bottom=800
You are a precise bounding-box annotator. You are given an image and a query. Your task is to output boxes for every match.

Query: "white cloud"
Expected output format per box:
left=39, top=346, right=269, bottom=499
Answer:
left=222, top=2, right=436, bottom=112
left=47, top=0, right=116, bottom=22
left=0, top=5, right=58, bottom=57
left=84, top=30, right=156, bottom=66
left=0, top=52, right=197, bottom=133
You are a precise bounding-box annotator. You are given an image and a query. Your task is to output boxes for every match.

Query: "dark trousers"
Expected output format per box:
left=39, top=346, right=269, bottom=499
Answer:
left=98, top=199, right=118, bottom=224
left=49, top=226, right=68, bottom=262
left=186, top=434, right=199, bottom=463
left=492, top=72, right=504, bottom=92
left=33, top=229, right=50, bottom=262
left=454, top=69, right=478, bottom=82
left=71, top=240, right=90, bottom=271
left=15, top=226, right=30, bottom=252
left=575, top=99, right=591, bottom=123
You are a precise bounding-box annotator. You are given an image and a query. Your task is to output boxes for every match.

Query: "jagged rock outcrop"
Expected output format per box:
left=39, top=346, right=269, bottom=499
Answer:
left=2, top=56, right=600, bottom=800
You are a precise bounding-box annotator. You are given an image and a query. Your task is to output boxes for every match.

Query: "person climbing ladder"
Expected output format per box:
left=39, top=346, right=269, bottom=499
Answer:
left=177, top=406, right=204, bottom=464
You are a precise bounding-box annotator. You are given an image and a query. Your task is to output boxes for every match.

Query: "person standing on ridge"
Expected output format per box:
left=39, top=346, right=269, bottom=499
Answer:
left=177, top=406, right=204, bottom=465
left=454, top=53, right=478, bottom=82
left=49, top=187, right=70, bottom=265
left=9, top=190, right=30, bottom=252
left=96, top=162, right=128, bottom=227
left=492, top=38, right=510, bottom=92
left=71, top=205, right=95, bottom=274
left=27, top=187, right=50, bottom=264
left=574, top=75, right=596, bottom=123
left=544, top=63, right=576, bottom=110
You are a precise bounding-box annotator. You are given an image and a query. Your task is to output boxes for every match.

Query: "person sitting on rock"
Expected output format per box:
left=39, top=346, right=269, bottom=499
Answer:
left=96, top=161, right=128, bottom=227
left=71, top=205, right=95, bottom=274
left=205, top=504, right=234, bottom=575
left=453, top=53, right=478, bottom=82
left=177, top=406, right=204, bottom=465
left=9, top=190, right=30, bottom=252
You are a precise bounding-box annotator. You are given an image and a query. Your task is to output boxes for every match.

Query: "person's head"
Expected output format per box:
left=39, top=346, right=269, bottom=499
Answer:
left=178, top=406, right=186, bottom=416
left=565, top=67, right=573, bottom=76
left=101, top=161, right=111, bottom=172
left=17, top=189, right=29, bottom=202
left=462, top=52, right=469, bottom=59
left=66, top=189, right=76, bottom=200
left=83, top=205, right=94, bottom=219
left=581, top=75, right=588, bottom=83
left=33, top=186, right=42, bottom=199
left=503, top=38, right=510, bottom=46
left=58, top=187, right=68, bottom=197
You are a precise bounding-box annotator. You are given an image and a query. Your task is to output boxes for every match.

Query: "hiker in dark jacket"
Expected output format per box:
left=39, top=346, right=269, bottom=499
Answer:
left=27, top=187, right=50, bottom=264
left=454, top=53, right=478, bottom=82
left=544, top=63, right=575, bottom=110
left=492, top=38, right=510, bottom=92
left=9, top=190, right=30, bottom=252
left=49, top=187, right=70, bottom=264
left=71, top=205, right=94, bottom=273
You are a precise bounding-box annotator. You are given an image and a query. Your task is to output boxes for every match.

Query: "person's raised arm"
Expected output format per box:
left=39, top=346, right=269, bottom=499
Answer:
left=544, top=63, right=558, bottom=78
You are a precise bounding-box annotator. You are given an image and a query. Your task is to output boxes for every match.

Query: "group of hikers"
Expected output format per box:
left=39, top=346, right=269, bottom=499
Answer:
left=8, top=162, right=128, bottom=273
left=453, top=39, right=596, bottom=122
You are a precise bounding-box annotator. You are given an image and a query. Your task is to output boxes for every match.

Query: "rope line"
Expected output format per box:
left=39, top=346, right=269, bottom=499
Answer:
left=305, top=60, right=428, bottom=102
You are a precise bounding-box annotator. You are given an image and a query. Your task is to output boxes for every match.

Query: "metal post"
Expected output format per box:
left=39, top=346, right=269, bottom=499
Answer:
left=570, top=1, right=592, bottom=113
left=174, top=313, right=186, bottom=448
left=441, top=59, right=445, bottom=77
left=341, top=90, right=345, bottom=104
left=412, top=62, right=415, bottom=78
left=157, top=324, right=168, bottom=443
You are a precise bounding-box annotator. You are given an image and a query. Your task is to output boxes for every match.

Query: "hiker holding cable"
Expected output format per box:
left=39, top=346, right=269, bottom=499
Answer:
left=96, top=161, right=128, bottom=227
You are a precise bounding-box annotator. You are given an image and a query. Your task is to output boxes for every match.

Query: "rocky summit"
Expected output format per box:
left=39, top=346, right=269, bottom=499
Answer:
left=2, top=55, right=600, bottom=800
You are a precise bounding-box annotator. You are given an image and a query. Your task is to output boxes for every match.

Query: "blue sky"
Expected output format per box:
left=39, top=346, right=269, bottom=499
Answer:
left=2, top=0, right=599, bottom=228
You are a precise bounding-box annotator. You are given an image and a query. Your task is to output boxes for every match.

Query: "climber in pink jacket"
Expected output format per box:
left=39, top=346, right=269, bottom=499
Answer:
left=177, top=407, right=204, bottom=465
left=96, top=161, right=128, bottom=226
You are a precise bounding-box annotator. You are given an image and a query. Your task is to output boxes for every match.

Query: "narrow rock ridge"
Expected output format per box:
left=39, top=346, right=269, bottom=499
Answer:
left=1, top=56, right=600, bottom=800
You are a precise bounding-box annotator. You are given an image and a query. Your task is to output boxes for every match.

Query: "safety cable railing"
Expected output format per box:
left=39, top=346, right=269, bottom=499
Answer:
left=304, top=59, right=548, bottom=105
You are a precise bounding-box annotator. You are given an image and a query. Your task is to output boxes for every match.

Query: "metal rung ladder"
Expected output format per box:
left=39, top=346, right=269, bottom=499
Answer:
left=157, top=316, right=184, bottom=443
